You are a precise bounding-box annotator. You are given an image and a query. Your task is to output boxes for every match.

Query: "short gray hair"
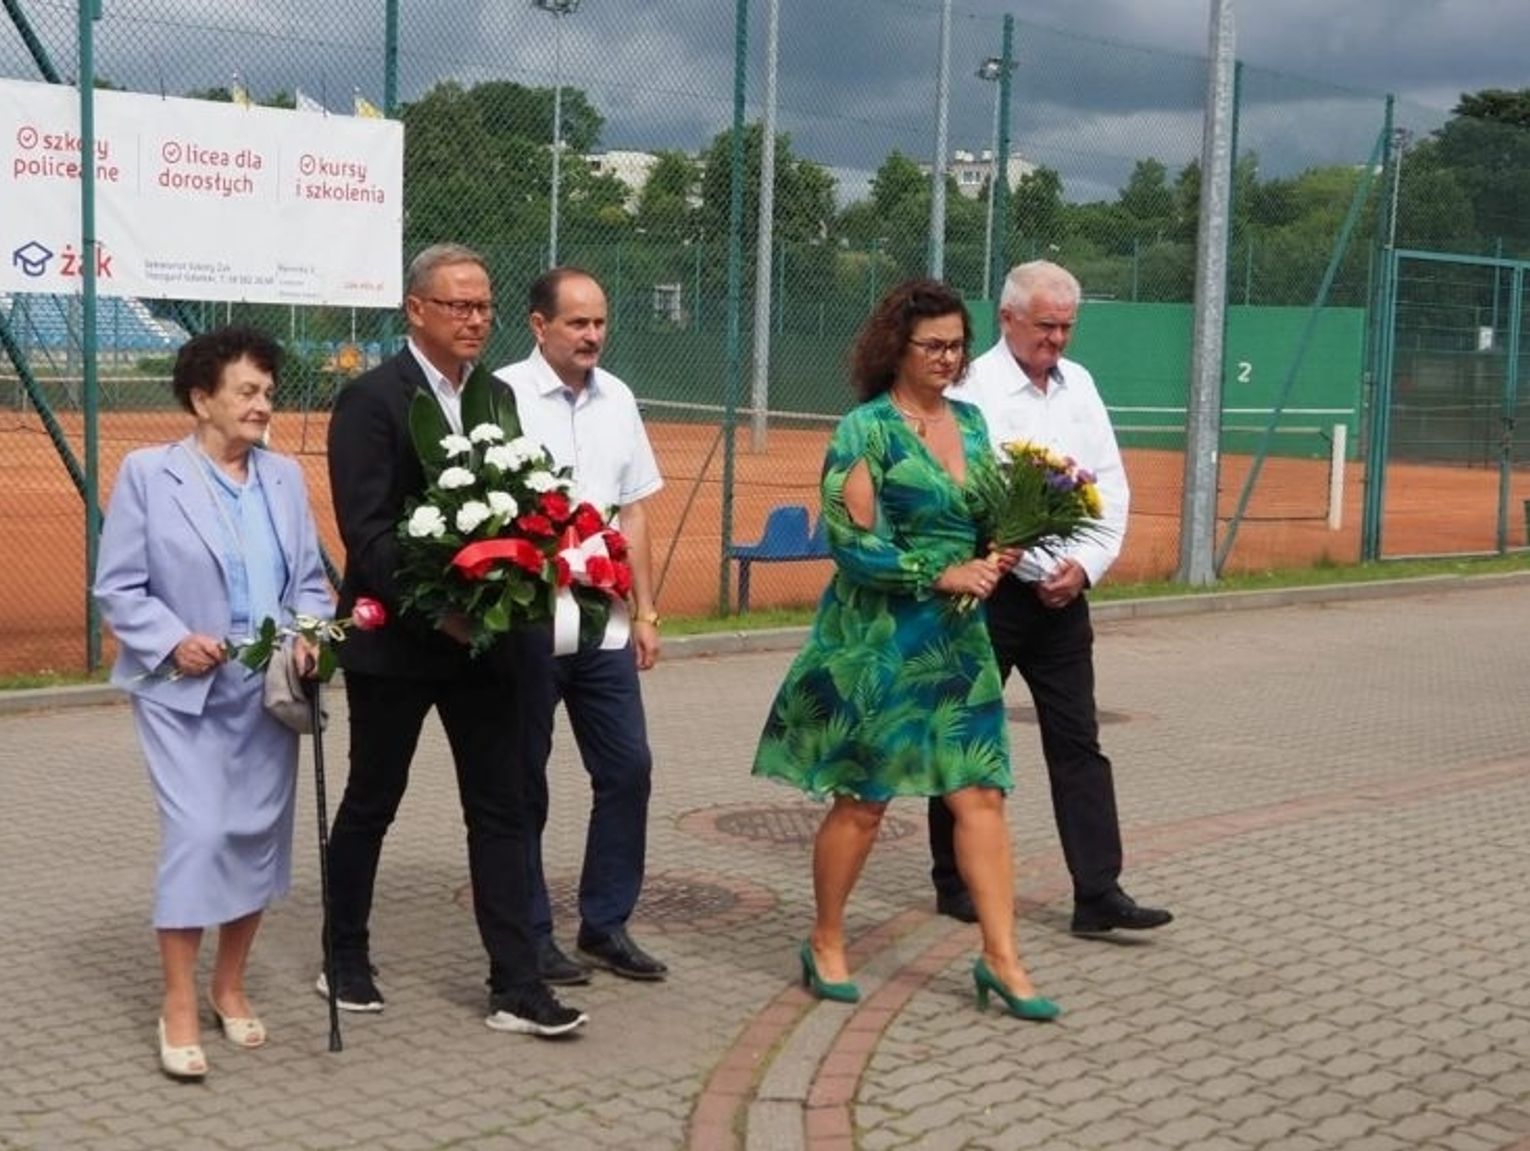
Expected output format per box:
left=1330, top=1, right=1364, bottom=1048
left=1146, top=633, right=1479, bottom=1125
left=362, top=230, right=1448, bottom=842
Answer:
left=406, top=243, right=489, bottom=296
left=999, top=260, right=1081, bottom=312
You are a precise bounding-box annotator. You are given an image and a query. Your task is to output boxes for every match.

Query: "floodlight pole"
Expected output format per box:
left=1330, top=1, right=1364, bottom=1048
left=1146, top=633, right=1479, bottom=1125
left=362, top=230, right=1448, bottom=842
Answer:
left=927, top=0, right=952, bottom=278
left=533, top=0, right=580, bottom=268
left=749, top=0, right=780, bottom=452
left=977, top=57, right=1005, bottom=301
left=1386, top=127, right=1410, bottom=252
left=1177, top=0, right=1235, bottom=586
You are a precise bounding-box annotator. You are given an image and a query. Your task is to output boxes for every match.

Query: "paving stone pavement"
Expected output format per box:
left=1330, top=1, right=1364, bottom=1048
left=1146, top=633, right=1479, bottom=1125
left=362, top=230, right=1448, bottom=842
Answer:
left=3, top=578, right=1530, bottom=1151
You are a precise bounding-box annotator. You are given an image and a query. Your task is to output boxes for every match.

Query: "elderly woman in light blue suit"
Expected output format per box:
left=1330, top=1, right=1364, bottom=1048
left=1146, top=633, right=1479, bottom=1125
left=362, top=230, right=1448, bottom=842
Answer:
left=95, top=326, right=332, bottom=1082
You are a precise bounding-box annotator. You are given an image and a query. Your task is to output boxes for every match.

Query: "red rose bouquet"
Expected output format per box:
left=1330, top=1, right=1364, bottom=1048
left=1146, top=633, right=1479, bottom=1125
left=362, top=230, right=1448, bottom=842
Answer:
left=395, top=367, right=633, bottom=655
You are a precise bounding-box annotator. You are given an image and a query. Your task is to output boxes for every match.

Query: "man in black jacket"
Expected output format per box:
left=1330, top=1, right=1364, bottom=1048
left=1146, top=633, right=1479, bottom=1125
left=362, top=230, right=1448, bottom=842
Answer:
left=323, top=243, right=585, bottom=1036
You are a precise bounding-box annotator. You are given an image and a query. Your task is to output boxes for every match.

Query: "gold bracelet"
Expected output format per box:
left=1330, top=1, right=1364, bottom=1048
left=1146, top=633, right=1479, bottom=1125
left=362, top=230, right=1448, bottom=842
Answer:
left=635, top=610, right=661, bottom=627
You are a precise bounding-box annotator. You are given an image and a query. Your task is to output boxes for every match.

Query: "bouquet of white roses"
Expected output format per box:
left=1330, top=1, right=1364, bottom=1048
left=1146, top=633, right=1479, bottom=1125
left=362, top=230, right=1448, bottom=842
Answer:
left=395, top=367, right=633, bottom=655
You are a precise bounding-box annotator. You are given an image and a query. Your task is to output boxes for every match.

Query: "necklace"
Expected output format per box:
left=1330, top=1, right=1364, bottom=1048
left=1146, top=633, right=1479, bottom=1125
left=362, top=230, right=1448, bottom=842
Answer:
left=889, top=393, right=950, bottom=438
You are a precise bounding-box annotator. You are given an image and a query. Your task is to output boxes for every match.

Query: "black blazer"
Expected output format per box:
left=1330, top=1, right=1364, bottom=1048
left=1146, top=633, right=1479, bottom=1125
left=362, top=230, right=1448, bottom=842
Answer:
left=328, top=349, right=515, bottom=679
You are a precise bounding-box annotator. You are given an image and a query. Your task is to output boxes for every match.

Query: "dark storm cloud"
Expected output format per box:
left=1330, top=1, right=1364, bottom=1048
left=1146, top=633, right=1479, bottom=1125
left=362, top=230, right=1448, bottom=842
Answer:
left=6, top=0, right=1520, bottom=206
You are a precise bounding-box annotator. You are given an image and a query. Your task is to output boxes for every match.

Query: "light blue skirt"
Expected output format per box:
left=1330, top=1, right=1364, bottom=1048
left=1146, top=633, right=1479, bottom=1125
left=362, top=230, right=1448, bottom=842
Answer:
left=132, top=661, right=299, bottom=929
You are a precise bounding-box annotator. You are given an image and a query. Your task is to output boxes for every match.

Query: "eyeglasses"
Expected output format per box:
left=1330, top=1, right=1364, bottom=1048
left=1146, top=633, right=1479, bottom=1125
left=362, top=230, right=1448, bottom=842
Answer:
left=907, top=338, right=965, bottom=360
left=424, top=297, right=495, bottom=320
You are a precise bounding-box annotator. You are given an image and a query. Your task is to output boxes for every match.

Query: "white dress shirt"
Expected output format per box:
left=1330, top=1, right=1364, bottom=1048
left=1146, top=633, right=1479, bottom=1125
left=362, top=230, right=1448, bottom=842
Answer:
left=948, top=343, right=1129, bottom=587
left=407, top=339, right=467, bottom=435
left=494, top=348, right=664, bottom=518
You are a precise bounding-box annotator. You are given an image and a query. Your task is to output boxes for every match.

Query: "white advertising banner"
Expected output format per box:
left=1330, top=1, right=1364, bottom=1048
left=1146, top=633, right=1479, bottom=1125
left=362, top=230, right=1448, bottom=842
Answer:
left=0, top=77, right=403, bottom=307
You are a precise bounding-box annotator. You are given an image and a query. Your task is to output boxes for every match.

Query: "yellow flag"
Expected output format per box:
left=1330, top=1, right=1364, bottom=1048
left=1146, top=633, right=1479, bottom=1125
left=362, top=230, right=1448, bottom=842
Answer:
left=354, top=92, right=383, bottom=119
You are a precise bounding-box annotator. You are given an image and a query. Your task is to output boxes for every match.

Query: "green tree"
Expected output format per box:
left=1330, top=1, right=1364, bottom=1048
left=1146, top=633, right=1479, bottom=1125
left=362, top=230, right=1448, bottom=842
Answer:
left=1008, top=165, right=1064, bottom=249
left=1118, top=158, right=1174, bottom=231
left=696, top=122, right=837, bottom=246
left=397, top=79, right=621, bottom=258
left=1415, top=86, right=1530, bottom=256
left=635, top=151, right=699, bottom=241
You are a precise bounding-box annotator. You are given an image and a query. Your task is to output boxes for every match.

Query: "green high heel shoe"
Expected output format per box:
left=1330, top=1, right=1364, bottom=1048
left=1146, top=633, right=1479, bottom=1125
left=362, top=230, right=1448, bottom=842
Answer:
left=973, top=958, right=1060, bottom=1021
left=799, top=941, right=860, bottom=1003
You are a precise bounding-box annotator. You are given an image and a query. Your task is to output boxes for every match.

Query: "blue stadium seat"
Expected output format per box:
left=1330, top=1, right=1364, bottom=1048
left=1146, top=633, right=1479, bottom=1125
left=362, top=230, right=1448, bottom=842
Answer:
left=728, top=503, right=831, bottom=612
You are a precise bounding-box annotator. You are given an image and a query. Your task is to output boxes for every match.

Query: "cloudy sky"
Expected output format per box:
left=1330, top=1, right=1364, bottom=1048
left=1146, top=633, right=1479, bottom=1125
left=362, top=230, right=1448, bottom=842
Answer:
left=6, top=0, right=1524, bottom=204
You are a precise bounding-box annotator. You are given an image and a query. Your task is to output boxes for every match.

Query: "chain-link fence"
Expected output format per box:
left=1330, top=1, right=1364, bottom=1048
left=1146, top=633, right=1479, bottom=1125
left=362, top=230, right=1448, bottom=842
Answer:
left=3, top=0, right=1526, bottom=675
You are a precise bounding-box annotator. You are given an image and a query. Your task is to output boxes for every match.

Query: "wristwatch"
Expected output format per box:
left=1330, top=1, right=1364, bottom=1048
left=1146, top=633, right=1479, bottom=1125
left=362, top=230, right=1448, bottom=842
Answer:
left=635, top=610, right=661, bottom=627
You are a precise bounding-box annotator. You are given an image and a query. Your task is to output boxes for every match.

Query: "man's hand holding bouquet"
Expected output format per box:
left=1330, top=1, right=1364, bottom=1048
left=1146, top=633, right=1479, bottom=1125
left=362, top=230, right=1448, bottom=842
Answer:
left=962, top=439, right=1105, bottom=611
left=395, top=367, right=633, bottom=655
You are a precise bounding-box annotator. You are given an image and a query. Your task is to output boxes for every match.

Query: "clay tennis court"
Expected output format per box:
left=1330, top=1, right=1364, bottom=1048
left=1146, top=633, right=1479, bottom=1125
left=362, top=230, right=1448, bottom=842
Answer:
left=2, top=409, right=1524, bottom=676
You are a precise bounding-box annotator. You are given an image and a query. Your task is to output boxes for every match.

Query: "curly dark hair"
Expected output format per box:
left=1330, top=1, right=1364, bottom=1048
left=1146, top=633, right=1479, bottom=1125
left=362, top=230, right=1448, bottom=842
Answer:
left=170, top=325, right=282, bottom=414
left=849, top=278, right=971, bottom=401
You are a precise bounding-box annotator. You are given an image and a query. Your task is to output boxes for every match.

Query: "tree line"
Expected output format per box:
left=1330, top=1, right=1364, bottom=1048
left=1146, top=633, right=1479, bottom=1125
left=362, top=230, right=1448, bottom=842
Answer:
left=188, top=80, right=1530, bottom=348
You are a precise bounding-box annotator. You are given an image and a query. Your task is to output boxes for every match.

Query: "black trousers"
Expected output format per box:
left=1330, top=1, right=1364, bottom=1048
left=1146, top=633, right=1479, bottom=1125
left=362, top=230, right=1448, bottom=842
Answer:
left=325, top=627, right=556, bottom=995
left=928, top=579, right=1123, bottom=903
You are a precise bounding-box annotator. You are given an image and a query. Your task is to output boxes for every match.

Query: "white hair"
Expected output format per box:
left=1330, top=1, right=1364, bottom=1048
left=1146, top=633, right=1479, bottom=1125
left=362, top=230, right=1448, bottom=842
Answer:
left=999, top=260, right=1081, bottom=312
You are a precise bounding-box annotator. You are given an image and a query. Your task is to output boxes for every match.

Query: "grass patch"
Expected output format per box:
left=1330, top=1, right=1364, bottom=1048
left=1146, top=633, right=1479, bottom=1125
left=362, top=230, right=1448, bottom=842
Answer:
left=0, top=669, right=111, bottom=691
left=666, top=552, right=1530, bottom=633
left=10, top=554, right=1528, bottom=688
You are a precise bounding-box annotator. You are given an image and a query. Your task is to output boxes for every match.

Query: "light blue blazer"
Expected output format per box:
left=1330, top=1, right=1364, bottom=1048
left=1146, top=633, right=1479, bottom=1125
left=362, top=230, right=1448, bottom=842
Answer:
left=94, top=436, right=334, bottom=715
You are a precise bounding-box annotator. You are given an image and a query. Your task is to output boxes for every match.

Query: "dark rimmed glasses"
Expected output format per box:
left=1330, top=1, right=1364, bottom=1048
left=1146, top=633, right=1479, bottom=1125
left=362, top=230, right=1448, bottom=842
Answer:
left=424, top=297, right=495, bottom=320
left=907, top=337, right=965, bottom=360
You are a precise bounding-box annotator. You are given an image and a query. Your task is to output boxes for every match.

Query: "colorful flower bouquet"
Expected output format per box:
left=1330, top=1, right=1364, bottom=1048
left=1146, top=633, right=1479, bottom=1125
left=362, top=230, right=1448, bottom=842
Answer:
left=963, top=439, right=1105, bottom=609
left=394, top=367, right=632, bottom=655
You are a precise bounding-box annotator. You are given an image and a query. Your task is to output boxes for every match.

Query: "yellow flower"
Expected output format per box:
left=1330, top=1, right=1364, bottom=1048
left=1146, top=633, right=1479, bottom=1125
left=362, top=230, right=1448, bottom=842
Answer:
left=1080, top=482, right=1103, bottom=518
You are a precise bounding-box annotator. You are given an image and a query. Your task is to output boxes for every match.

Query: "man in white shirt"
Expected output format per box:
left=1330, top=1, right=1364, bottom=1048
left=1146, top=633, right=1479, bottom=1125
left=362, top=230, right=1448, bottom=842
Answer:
left=931, top=260, right=1173, bottom=936
left=495, top=267, right=668, bottom=984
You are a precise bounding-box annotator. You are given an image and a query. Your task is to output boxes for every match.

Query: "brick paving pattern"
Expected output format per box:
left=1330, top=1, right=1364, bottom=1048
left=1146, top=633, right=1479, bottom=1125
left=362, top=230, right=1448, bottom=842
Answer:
left=3, top=578, right=1529, bottom=1150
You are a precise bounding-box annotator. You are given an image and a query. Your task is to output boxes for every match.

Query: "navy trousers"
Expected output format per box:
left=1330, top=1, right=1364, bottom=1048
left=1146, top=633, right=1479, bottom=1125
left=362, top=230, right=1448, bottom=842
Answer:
left=327, top=625, right=553, bottom=996
left=524, top=644, right=653, bottom=941
left=928, top=579, right=1124, bottom=903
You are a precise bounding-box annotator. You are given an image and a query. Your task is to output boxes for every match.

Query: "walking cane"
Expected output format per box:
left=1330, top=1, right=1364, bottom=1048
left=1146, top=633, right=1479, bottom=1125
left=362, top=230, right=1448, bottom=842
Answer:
left=309, top=681, right=343, bottom=1052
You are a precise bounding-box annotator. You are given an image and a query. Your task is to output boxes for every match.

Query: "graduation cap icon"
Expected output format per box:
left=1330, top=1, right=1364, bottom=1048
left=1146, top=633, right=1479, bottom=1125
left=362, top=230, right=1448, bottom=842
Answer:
left=12, top=241, right=54, bottom=277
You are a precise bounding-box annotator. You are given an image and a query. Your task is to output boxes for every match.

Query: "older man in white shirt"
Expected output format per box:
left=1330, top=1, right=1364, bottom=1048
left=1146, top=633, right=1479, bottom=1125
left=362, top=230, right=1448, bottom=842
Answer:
left=495, top=267, right=668, bottom=986
left=928, top=260, right=1173, bottom=937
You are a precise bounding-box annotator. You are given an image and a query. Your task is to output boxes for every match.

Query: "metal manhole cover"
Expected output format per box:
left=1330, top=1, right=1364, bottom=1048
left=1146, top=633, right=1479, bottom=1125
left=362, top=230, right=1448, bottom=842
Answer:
left=455, top=870, right=775, bottom=934
left=1007, top=705, right=1133, bottom=725
left=706, top=804, right=918, bottom=846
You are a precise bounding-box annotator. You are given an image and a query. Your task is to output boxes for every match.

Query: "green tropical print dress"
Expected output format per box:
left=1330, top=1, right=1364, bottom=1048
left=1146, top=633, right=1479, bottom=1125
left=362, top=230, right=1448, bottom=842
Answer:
left=752, top=392, right=1011, bottom=801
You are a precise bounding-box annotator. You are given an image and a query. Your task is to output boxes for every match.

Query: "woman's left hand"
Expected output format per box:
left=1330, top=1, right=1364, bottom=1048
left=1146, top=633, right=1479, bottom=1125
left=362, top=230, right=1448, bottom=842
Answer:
left=291, top=635, right=321, bottom=679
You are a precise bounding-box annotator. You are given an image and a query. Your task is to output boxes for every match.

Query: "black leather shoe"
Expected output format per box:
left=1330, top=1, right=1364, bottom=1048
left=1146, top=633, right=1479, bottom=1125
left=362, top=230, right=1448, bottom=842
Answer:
left=537, top=937, right=592, bottom=986
left=1071, top=889, right=1174, bottom=935
left=935, top=890, right=978, bottom=924
left=576, top=927, right=668, bottom=981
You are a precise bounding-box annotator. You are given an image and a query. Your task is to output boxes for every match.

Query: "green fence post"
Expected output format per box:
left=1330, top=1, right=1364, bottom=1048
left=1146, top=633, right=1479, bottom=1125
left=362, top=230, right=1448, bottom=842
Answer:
left=3, top=0, right=63, bottom=81
left=717, top=0, right=748, bottom=614
left=80, top=0, right=104, bottom=672
left=1498, top=266, right=1524, bottom=552
left=1361, top=98, right=1398, bottom=562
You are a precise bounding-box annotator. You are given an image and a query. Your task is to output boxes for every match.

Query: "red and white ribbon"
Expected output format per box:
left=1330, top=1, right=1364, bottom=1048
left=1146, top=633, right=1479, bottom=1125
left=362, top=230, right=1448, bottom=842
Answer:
left=552, top=532, right=630, bottom=656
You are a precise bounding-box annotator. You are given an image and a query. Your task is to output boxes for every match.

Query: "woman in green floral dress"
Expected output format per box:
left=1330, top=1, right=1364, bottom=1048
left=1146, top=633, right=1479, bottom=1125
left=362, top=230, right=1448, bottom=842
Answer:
left=753, top=279, right=1058, bottom=1020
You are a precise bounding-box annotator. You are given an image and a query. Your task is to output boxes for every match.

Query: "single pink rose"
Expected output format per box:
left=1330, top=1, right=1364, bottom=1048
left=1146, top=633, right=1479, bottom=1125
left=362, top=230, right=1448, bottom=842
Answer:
left=351, top=596, right=388, bottom=630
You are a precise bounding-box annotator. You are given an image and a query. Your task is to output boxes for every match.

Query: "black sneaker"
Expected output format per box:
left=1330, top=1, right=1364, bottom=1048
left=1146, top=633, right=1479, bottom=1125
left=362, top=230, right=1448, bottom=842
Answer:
left=315, top=963, right=385, bottom=1013
left=485, top=985, right=588, bottom=1038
